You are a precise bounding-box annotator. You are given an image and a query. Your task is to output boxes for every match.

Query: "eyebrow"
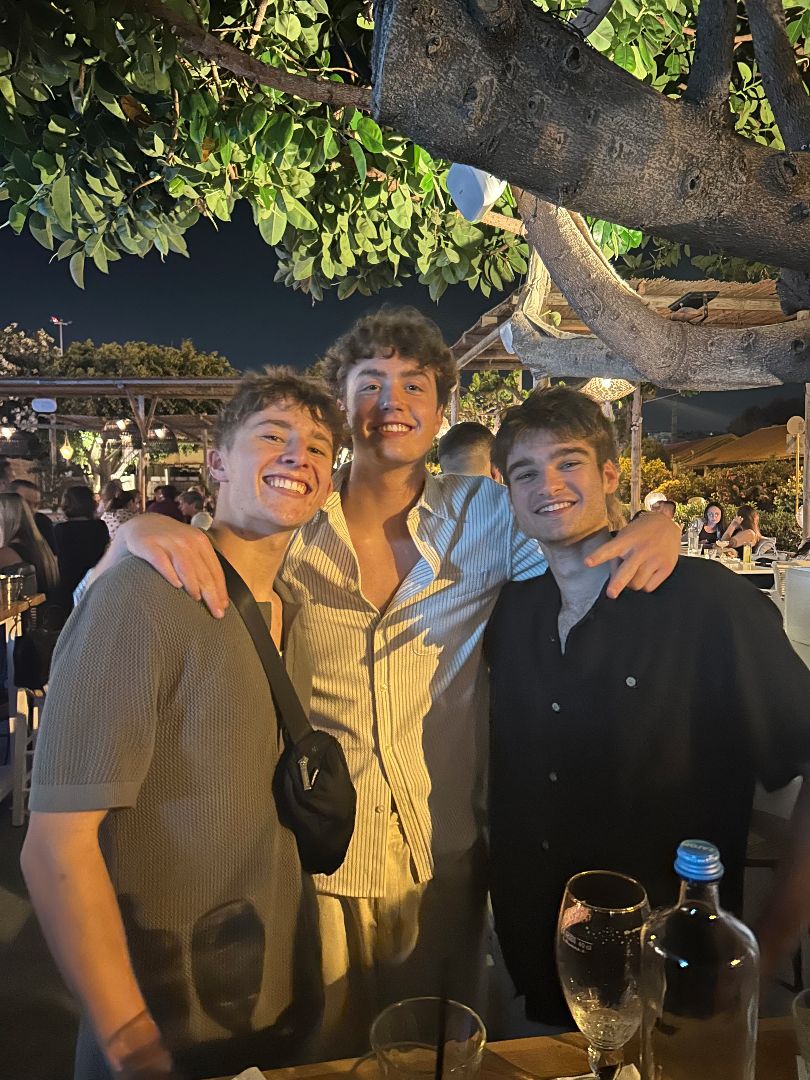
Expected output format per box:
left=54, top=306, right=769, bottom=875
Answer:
left=355, top=365, right=429, bottom=381
left=251, top=417, right=332, bottom=447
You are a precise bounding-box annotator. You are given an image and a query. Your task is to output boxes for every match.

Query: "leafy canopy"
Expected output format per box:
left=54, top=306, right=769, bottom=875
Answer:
left=1, top=0, right=804, bottom=297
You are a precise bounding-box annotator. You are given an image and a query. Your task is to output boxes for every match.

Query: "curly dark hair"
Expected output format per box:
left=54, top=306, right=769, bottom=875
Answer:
left=214, top=366, right=345, bottom=453
left=322, top=306, right=458, bottom=408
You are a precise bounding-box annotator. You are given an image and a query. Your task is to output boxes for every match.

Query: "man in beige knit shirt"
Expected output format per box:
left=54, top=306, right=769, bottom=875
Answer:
left=21, top=370, right=343, bottom=1080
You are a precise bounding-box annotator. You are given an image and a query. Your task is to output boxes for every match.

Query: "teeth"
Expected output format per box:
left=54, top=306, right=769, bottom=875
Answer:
left=266, top=477, right=308, bottom=494
left=538, top=501, right=573, bottom=513
left=378, top=424, right=410, bottom=432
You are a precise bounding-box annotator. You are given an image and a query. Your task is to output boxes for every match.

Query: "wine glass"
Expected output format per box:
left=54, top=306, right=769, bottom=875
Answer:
left=715, top=540, right=730, bottom=556
left=556, top=871, right=649, bottom=1078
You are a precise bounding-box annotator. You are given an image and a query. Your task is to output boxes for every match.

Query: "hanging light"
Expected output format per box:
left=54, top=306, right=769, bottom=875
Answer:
left=0, top=426, right=14, bottom=440
left=59, top=433, right=74, bottom=461
left=579, top=378, right=636, bottom=403
left=115, top=418, right=128, bottom=431
left=153, top=425, right=168, bottom=440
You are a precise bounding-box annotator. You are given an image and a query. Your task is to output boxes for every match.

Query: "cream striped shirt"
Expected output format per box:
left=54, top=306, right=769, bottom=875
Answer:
left=280, top=469, right=547, bottom=898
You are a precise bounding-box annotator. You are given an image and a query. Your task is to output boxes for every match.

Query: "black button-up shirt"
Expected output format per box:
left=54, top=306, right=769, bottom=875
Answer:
left=484, top=557, right=810, bottom=1023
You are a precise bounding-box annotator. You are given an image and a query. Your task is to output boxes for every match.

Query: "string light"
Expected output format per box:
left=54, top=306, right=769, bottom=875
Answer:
left=579, top=378, right=636, bottom=403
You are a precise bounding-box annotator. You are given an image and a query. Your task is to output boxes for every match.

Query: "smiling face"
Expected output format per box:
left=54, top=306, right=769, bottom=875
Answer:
left=342, top=351, right=444, bottom=468
left=506, top=430, right=619, bottom=548
left=209, top=400, right=334, bottom=537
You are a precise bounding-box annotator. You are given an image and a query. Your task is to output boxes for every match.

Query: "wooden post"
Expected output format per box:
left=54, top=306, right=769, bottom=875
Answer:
left=804, top=381, right=810, bottom=540
left=201, top=426, right=210, bottom=494
left=630, top=386, right=643, bottom=516
left=449, top=384, right=460, bottom=426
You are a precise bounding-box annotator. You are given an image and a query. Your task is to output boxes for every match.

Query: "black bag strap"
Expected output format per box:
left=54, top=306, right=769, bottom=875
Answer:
left=215, top=551, right=313, bottom=746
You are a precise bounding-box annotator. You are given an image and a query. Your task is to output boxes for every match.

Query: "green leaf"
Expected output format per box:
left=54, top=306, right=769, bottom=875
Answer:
left=258, top=202, right=287, bottom=245
left=293, top=255, right=314, bottom=280
left=69, top=250, right=85, bottom=289
left=281, top=191, right=317, bottom=230
left=322, top=126, right=339, bottom=160
left=92, top=243, right=109, bottom=273
left=51, top=174, right=73, bottom=232
left=7, top=202, right=26, bottom=234
left=0, top=75, right=15, bottom=108
left=356, top=117, right=384, bottom=154
left=28, top=212, right=53, bottom=250
left=348, top=140, right=367, bottom=183
left=264, top=112, right=294, bottom=151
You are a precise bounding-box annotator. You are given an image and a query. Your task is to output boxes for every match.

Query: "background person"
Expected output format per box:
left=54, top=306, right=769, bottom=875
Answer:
left=722, top=504, right=764, bottom=552
left=55, top=486, right=110, bottom=613
left=652, top=499, right=676, bottom=520
left=11, top=478, right=58, bottom=554
left=699, top=502, right=727, bottom=548
left=437, top=421, right=499, bottom=480
left=146, top=484, right=184, bottom=521
left=101, top=489, right=139, bottom=540
left=98, top=480, right=124, bottom=517
left=0, top=455, right=16, bottom=492
left=0, top=492, right=59, bottom=595
left=178, top=490, right=204, bottom=522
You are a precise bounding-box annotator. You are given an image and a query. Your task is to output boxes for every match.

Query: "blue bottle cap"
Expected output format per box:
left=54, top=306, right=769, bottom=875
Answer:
left=674, top=839, right=724, bottom=882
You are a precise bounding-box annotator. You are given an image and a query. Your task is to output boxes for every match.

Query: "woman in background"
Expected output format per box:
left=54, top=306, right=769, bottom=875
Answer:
left=0, top=492, right=59, bottom=595
left=101, top=489, right=139, bottom=540
left=699, top=503, right=726, bottom=548
left=54, top=486, right=109, bottom=612
left=721, top=504, right=764, bottom=552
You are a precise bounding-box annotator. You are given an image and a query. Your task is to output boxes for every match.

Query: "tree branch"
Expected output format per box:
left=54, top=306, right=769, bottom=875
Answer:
left=372, top=0, right=810, bottom=270
left=514, top=189, right=810, bottom=389
left=682, top=0, right=737, bottom=119
left=132, top=0, right=372, bottom=111
left=747, top=0, right=810, bottom=150
left=247, top=0, right=271, bottom=51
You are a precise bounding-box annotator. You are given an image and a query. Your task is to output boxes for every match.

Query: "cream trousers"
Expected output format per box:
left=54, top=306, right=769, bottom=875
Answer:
left=313, top=813, right=488, bottom=1061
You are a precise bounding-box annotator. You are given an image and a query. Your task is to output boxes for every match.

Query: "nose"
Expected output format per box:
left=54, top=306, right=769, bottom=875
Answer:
left=279, top=438, right=305, bottom=466
left=379, top=382, right=405, bottom=411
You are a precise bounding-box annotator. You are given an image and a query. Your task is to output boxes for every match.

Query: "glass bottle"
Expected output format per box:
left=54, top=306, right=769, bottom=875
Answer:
left=639, top=840, right=759, bottom=1080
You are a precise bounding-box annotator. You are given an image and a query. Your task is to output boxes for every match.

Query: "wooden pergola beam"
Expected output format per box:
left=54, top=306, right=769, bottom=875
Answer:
left=0, top=378, right=242, bottom=399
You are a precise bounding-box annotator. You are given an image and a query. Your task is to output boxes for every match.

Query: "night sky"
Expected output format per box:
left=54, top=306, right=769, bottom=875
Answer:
left=1, top=205, right=803, bottom=435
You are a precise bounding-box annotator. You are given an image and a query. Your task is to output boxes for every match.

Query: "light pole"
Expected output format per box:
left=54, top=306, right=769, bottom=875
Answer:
left=49, top=314, right=72, bottom=355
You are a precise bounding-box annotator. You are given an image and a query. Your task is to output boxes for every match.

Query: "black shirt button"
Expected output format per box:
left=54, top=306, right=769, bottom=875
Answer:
left=541, top=840, right=550, bottom=851
left=549, top=771, right=558, bottom=783
left=551, top=702, right=561, bottom=713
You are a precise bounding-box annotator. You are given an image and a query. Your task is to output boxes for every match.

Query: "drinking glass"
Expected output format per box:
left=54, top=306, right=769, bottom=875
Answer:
left=556, top=871, right=649, bottom=1078
left=371, top=997, right=486, bottom=1080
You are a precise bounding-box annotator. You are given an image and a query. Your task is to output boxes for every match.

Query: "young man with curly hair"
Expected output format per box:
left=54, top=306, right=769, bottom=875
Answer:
left=101, top=308, right=679, bottom=1054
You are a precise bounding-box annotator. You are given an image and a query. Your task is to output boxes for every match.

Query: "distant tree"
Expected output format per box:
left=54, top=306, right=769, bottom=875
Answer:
left=458, top=370, right=527, bottom=428
left=728, top=396, right=805, bottom=436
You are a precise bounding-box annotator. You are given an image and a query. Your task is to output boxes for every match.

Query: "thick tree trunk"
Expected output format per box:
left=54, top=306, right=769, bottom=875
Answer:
left=372, top=0, right=810, bottom=270
left=509, top=192, right=810, bottom=389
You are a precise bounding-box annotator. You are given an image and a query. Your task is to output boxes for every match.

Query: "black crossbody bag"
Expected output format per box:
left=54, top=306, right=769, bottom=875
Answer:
left=216, top=552, right=356, bottom=876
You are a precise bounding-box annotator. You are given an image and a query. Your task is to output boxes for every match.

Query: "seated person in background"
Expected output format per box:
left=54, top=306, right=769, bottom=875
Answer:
left=98, top=479, right=123, bottom=518
left=55, top=487, right=110, bottom=613
left=699, top=502, right=726, bottom=547
left=0, top=492, right=59, bottom=596
left=652, top=499, right=676, bottom=520
left=0, top=455, right=15, bottom=492
left=101, top=489, right=138, bottom=540
left=178, top=489, right=204, bottom=522
left=437, top=421, right=500, bottom=480
left=722, top=504, right=764, bottom=551
left=11, top=478, right=58, bottom=554
left=484, top=387, right=810, bottom=1025
left=146, top=484, right=184, bottom=521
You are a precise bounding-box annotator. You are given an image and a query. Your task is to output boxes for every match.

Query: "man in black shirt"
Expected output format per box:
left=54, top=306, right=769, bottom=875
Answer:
left=485, top=386, right=810, bottom=1024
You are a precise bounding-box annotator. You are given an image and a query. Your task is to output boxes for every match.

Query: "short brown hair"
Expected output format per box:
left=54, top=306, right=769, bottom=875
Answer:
left=493, top=385, right=618, bottom=480
left=214, top=367, right=345, bottom=453
left=322, top=306, right=458, bottom=408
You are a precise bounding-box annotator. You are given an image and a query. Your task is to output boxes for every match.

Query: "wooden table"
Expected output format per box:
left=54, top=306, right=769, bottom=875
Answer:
left=0, top=593, right=45, bottom=825
left=210, top=1018, right=798, bottom=1080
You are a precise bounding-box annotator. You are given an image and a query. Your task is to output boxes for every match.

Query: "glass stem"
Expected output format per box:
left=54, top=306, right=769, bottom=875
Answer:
left=588, top=1043, right=624, bottom=1078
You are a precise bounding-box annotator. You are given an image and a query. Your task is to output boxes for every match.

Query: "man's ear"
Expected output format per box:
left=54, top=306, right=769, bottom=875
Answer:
left=603, top=459, right=619, bottom=495
left=208, top=446, right=228, bottom=484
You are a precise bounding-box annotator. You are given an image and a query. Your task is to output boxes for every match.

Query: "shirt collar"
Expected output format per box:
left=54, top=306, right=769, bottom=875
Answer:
left=324, top=462, right=452, bottom=520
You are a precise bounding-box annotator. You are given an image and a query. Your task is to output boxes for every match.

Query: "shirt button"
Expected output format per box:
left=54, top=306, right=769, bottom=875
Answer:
left=626, top=676, right=637, bottom=687
left=551, top=702, right=561, bottom=712
left=541, top=840, right=550, bottom=851
left=374, top=805, right=385, bottom=814
left=548, top=771, right=558, bottom=783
